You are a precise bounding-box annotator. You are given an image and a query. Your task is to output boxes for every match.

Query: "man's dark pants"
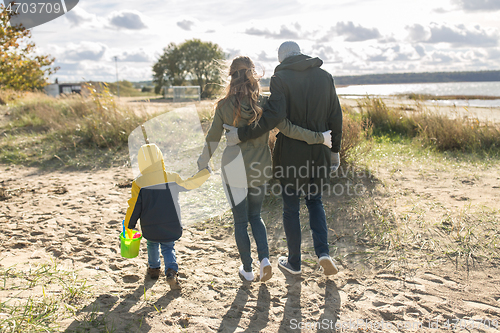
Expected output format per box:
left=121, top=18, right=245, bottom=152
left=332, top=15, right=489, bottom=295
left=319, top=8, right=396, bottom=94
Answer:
left=281, top=183, right=330, bottom=271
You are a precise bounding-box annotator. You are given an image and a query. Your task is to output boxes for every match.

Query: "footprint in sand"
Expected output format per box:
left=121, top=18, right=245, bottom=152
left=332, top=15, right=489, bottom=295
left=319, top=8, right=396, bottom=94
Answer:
left=109, top=264, right=121, bottom=271
left=463, top=300, right=500, bottom=313
left=185, top=245, right=203, bottom=251
left=122, top=275, right=140, bottom=283
left=48, top=248, right=63, bottom=257
left=11, top=241, right=28, bottom=249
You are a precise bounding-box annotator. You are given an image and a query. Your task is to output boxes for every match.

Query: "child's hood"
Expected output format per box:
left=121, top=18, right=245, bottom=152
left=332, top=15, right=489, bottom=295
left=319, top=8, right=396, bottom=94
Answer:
left=137, top=144, right=165, bottom=175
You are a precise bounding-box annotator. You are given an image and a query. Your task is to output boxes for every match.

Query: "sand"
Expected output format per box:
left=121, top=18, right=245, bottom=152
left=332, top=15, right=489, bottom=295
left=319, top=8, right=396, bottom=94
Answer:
left=1, top=97, right=500, bottom=332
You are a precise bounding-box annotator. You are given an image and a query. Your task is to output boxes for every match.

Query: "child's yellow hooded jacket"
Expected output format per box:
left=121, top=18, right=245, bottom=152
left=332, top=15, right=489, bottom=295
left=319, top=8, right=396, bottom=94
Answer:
left=124, top=144, right=210, bottom=242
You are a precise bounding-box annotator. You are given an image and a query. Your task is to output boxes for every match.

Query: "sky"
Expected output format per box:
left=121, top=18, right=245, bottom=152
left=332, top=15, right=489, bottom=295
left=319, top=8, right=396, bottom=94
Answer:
left=26, top=0, right=500, bottom=83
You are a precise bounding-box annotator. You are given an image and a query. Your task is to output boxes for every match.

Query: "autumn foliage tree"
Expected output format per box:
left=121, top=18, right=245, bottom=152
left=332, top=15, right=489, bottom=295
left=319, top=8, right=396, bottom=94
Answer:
left=153, top=39, right=226, bottom=98
left=0, top=4, right=58, bottom=91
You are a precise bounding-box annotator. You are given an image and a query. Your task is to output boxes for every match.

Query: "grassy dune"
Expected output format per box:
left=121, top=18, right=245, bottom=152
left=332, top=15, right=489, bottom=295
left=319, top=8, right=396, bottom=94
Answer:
left=1, top=90, right=500, bottom=331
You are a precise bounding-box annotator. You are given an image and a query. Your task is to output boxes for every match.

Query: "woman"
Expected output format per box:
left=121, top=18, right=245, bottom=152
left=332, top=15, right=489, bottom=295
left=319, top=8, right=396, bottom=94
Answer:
left=198, top=56, right=330, bottom=282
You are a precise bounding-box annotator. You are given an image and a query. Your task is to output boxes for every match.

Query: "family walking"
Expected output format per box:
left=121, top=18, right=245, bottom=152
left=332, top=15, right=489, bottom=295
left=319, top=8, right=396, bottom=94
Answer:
left=124, top=41, right=343, bottom=288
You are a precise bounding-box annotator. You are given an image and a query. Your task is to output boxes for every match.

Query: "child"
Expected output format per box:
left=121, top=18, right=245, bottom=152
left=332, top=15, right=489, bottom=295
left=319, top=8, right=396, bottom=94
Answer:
left=124, top=143, right=210, bottom=289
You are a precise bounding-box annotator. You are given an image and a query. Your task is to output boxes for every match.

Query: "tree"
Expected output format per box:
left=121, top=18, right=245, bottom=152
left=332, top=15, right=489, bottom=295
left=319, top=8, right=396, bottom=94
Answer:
left=0, top=4, right=58, bottom=91
left=152, top=42, right=186, bottom=94
left=152, top=39, right=226, bottom=98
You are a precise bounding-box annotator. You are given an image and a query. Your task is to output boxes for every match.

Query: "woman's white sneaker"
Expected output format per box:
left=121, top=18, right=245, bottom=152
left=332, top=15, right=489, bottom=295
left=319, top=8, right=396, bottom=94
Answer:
left=318, top=256, right=339, bottom=275
left=239, top=265, right=254, bottom=281
left=260, top=258, right=273, bottom=282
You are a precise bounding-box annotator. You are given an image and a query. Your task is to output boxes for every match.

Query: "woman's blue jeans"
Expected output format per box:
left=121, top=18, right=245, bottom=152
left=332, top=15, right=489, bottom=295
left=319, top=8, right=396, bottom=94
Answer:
left=228, top=185, right=269, bottom=272
left=281, top=185, right=330, bottom=271
left=147, top=240, right=178, bottom=273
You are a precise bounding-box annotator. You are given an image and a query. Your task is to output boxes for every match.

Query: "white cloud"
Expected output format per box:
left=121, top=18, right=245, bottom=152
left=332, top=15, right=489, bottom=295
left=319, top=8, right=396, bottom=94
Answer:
left=28, top=0, right=500, bottom=82
left=256, top=51, right=275, bottom=62
left=52, top=62, right=114, bottom=82
left=108, top=10, right=147, bottom=30
left=428, top=24, right=498, bottom=47
left=119, top=50, right=152, bottom=62
left=65, top=7, right=100, bottom=28
left=177, top=19, right=195, bottom=31
left=378, top=35, right=398, bottom=44
left=429, top=51, right=455, bottom=63
left=320, top=22, right=381, bottom=43
left=433, top=7, right=449, bottom=14
left=367, top=54, right=387, bottom=62
left=453, top=0, right=500, bottom=12
left=52, top=60, right=153, bottom=83
left=310, top=45, right=342, bottom=63
left=336, top=21, right=381, bottom=42
left=414, top=45, right=426, bottom=57
left=407, top=23, right=499, bottom=47
left=245, top=24, right=303, bottom=39
left=487, top=48, right=500, bottom=59
left=406, top=24, right=430, bottom=43
left=225, top=48, right=243, bottom=60
left=63, top=42, right=107, bottom=61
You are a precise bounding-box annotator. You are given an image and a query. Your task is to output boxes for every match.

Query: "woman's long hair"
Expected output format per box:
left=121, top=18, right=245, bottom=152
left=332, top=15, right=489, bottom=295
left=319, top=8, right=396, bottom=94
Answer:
left=217, top=56, right=263, bottom=127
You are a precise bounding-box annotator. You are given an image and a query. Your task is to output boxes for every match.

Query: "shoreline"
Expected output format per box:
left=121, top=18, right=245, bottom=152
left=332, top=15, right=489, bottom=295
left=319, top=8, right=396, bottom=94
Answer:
left=339, top=96, right=500, bottom=124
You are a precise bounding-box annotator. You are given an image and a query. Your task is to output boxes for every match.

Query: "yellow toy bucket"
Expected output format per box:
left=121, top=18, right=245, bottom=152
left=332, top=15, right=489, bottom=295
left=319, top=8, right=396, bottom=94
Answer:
left=120, top=230, right=142, bottom=258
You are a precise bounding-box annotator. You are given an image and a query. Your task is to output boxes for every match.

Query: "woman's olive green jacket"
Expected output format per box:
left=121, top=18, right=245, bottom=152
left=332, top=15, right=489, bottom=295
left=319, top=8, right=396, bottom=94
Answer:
left=198, top=95, right=324, bottom=188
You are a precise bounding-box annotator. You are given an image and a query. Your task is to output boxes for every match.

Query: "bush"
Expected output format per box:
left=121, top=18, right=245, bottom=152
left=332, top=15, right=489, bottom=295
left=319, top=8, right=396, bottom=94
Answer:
left=0, top=89, right=22, bottom=105
left=340, top=105, right=372, bottom=165
left=357, top=97, right=418, bottom=137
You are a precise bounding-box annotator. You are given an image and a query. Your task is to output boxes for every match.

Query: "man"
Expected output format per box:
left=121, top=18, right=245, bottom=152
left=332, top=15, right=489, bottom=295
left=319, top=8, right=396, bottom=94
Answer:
left=224, top=41, right=343, bottom=276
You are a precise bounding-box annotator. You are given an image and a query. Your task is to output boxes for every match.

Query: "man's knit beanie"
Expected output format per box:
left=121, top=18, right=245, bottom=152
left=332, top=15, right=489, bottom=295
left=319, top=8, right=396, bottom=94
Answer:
left=278, top=41, right=301, bottom=63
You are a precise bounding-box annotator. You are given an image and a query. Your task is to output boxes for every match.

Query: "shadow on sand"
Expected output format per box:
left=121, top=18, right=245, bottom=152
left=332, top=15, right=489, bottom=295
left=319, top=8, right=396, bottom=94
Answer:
left=63, top=274, right=182, bottom=332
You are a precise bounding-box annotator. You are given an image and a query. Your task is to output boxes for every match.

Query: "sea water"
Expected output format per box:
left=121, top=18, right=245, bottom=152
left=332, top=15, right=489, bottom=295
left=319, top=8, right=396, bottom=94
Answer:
left=336, top=81, right=500, bottom=107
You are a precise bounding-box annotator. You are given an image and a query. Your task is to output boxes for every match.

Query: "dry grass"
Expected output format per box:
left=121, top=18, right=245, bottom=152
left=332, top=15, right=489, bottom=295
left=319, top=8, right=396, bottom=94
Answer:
left=0, top=261, right=91, bottom=332
left=339, top=105, right=372, bottom=165
left=0, top=85, right=155, bottom=168
left=4, top=84, right=150, bottom=148
left=358, top=97, right=500, bottom=153
left=407, top=93, right=500, bottom=100
left=0, top=89, right=23, bottom=105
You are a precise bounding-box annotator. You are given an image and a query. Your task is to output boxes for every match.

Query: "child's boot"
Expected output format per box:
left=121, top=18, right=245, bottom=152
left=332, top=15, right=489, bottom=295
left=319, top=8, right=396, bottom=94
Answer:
left=147, top=267, right=161, bottom=279
left=166, top=268, right=181, bottom=290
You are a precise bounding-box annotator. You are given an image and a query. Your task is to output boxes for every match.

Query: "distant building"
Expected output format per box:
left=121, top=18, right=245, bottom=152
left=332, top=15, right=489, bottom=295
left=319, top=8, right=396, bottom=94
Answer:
left=44, top=81, right=105, bottom=97
left=44, top=82, right=82, bottom=97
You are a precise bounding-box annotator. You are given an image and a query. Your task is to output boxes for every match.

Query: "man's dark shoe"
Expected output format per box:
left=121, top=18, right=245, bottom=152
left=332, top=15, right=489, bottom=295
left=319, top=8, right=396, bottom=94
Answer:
left=166, top=268, right=181, bottom=290
left=147, top=267, right=161, bottom=279
left=278, top=256, right=301, bottom=275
